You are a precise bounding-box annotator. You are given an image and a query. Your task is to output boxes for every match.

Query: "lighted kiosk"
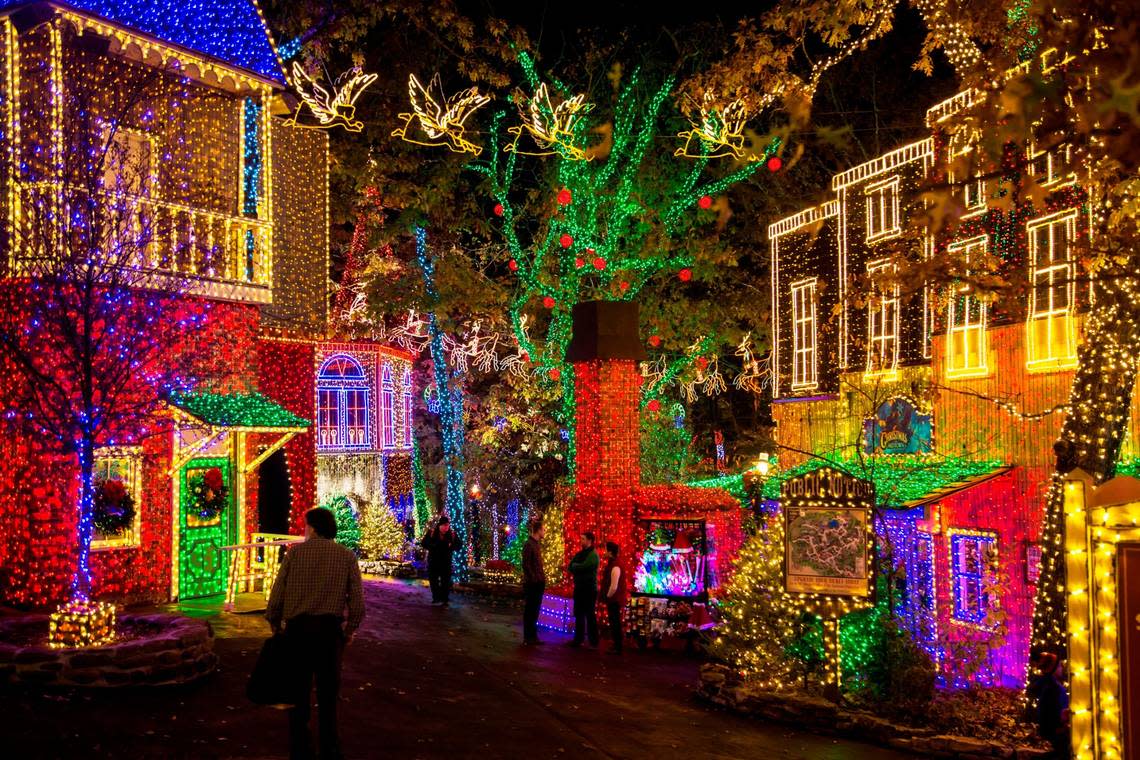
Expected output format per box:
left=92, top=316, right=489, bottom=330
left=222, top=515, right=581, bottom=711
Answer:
left=628, top=519, right=714, bottom=648
left=1063, top=470, right=1140, bottom=760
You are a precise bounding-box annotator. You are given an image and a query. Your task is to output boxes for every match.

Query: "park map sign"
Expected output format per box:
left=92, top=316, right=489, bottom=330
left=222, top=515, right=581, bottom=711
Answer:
left=782, top=467, right=873, bottom=598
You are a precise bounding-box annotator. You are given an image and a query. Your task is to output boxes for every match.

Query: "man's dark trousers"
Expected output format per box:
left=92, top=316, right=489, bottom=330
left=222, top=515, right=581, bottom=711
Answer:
left=573, top=591, right=599, bottom=645
left=286, top=614, right=345, bottom=760
left=606, top=601, right=623, bottom=652
left=522, top=582, right=545, bottom=641
left=428, top=562, right=452, bottom=603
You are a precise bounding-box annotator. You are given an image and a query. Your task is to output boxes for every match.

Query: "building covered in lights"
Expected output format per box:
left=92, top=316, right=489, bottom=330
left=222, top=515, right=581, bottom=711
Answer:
left=764, top=81, right=1133, bottom=687
left=0, top=0, right=414, bottom=607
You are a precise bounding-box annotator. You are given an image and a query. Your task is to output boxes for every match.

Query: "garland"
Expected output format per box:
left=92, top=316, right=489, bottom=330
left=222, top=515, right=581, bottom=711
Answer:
left=188, top=467, right=228, bottom=520
left=93, top=478, right=135, bottom=534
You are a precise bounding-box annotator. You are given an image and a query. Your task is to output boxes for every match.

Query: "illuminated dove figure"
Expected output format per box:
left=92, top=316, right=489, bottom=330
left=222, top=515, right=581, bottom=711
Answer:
left=392, top=74, right=491, bottom=156
left=675, top=94, right=748, bottom=159
left=289, top=62, right=377, bottom=132
left=506, top=83, right=594, bottom=161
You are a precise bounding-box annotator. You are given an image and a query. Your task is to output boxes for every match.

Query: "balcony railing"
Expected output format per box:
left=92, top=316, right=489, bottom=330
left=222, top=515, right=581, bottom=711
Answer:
left=7, top=183, right=273, bottom=300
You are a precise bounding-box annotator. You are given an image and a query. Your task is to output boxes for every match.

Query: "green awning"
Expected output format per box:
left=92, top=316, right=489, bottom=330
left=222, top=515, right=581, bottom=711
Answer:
left=169, top=391, right=310, bottom=431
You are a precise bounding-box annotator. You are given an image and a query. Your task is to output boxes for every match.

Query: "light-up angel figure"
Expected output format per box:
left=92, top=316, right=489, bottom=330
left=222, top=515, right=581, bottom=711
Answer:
left=505, top=83, right=594, bottom=161
left=674, top=93, right=749, bottom=160
left=289, top=62, right=378, bottom=132
left=392, top=74, right=491, bottom=156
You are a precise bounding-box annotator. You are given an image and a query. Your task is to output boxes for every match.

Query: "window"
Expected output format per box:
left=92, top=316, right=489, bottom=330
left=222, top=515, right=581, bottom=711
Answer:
left=92, top=448, right=142, bottom=549
left=948, top=130, right=986, bottom=214
left=946, top=236, right=989, bottom=378
left=790, top=279, right=817, bottom=390
left=402, top=368, right=414, bottom=448
left=1028, top=139, right=1074, bottom=187
left=1027, top=210, right=1079, bottom=370
left=317, top=355, right=372, bottom=451
left=101, top=125, right=155, bottom=197
left=381, top=364, right=396, bottom=448
left=905, top=531, right=938, bottom=648
left=950, top=530, right=998, bottom=627
left=865, top=177, right=901, bottom=242
left=866, top=260, right=899, bottom=377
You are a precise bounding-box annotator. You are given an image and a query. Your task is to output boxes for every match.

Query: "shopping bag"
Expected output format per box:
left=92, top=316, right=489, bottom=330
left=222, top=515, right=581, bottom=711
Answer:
left=246, top=633, right=298, bottom=707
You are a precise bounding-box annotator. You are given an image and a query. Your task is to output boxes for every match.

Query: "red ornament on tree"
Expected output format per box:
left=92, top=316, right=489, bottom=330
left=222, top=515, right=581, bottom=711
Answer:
left=698, top=195, right=712, bottom=209
left=549, top=368, right=561, bottom=381
left=619, top=280, right=630, bottom=293
left=508, top=259, right=519, bottom=272
left=766, top=155, right=783, bottom=172
left=574, top=257, right=585, bottom=269
left=521, top=351, right=530, bottom=363
left=679, top=268, right=692, bottom=282
left=543, top=296, right=556, bottom=309
left=557, top=188, right=572, bottom=206
left=696, top=356, right=709, bottom=371
left=493, top=203, right=504, bottom=217
left=648, top=335, right=661, bottom=348
left=593, top=257, right=607, bottom=271
left=647, top=399, right=661, bottom=412
left=560, top=233, right=573, bottom=248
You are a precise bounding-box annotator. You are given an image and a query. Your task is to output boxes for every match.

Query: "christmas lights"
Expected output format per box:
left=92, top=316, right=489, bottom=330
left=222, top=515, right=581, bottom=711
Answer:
left=48, top=599, right=116, bottom=648
left=674, top=93, right=749, bottom=160
left=288, top=63, right=377, bottom=132
left=392, top=73, right=490, bottom=155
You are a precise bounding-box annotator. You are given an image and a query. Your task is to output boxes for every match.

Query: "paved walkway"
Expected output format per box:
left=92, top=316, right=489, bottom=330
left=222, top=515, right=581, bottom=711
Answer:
left=0, top=579, right=910, bottom=759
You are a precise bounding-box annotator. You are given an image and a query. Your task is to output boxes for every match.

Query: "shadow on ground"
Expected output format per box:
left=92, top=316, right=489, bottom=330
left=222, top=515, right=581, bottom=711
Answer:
left=0, top=579, right=911, bottom=759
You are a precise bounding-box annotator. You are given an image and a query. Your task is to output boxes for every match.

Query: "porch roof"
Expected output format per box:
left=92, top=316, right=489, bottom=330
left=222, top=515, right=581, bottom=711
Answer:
left=169, top=391, right=309, bottom=431
left=759, top=456, right=1011, bottom=509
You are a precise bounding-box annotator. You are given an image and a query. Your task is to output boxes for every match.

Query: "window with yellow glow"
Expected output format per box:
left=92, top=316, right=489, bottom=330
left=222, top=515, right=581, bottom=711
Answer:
left=864, top=177, right=901, bottom=242
left=946, top=236, right=988, bottom=378
left=865, top=260, right=899, bottom=377
left=790, top=279, right=818, bottom=390
left=1027, top=210, right=1078, bottom=371
left=1027, top=139, right=1074, bottom=187
left=91, top=448, right=142, bottom=549
left=947, top=130, right=985, bottom=214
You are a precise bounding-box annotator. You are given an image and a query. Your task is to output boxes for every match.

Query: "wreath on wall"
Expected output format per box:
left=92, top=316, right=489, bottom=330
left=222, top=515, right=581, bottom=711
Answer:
left=93, top=478, right=136, bottom=535
left=189, top=467, right=228, bottom=520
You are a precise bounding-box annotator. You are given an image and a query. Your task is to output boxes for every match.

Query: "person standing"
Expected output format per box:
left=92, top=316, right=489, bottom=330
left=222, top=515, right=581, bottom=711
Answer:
left=422, top=515, right=460, bottom=606
left=521, top=520, right=546, bottom=645
left=267, top=507, right=365, bottom=760
left=567, top=531, right=599, bottom=647
left=601, top=541, right=627, bottom=655
left=1027, top=651, right=1070, bottom=758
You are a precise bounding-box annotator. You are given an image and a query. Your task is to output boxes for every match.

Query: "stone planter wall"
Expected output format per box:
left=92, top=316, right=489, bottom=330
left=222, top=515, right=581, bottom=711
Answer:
left=0, top=613, right=217, bottom=688
left=698, top=664, right=1049, bottom=759
left=359, top=559, right=417, bottom=578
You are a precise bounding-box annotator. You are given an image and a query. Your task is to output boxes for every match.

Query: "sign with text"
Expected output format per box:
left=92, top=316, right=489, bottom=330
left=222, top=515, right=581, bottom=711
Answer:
left=862, top=397, right=933, bottom=455
left=782, top=468, right=873, bottom=598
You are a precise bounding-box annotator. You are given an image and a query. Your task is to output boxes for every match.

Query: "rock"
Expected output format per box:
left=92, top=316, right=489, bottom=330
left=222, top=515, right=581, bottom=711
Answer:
left=13, top=648, right=56, bottom=664
left=70, top=652, right=114, bottom=668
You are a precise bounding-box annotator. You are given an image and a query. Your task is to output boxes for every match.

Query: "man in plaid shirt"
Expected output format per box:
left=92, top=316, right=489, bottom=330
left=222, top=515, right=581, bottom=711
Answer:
left=267, top=507, right=364, bottom=760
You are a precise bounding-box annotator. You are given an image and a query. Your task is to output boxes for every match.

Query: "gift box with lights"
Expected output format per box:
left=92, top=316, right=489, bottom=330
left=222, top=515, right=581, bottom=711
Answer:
left=49, top=600, right=116, bottom=648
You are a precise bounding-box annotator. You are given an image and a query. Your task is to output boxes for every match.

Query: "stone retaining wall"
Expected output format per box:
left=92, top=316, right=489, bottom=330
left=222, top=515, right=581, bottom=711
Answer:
left=697, top=664, right=1049, bottom=759
left=0, top=613, right=217, bottom=688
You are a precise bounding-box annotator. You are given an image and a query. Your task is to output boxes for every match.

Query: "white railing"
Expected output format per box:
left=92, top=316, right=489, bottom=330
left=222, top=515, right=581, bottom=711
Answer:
left=220, top=533, right=303, bottom=611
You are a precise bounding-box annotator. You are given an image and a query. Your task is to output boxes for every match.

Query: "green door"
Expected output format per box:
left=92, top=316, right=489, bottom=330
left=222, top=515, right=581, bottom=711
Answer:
left=178, top=457, right=235, bottom=600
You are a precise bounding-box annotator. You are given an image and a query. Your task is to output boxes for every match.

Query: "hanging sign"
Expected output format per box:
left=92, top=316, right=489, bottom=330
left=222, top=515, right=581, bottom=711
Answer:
left=862, top=397, right=933, bottom=455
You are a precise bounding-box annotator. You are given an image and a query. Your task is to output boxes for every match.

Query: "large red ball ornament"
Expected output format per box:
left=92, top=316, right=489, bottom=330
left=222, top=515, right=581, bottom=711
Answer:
left=679, top=268, right=692, bottom=282
left=647, top=399, right=661, bottom=412
left=766, top=156, right=783, bottom=172
left=560, top=233, right=573, bottom=248
left=619, top=280, right=630, bottom=293
left=648, top=335, right=661, bottom=348
left=493, top=203, right=504, bottom=217
left=593, top=257, right=607, bottom=271
left=696, top=356, right=709, bottom=371
left=575, top=257, right=585, bottom=269
left=508, top=259, right=519, bottom=272
left=543, top=296, right=556, bottom=309
left=557, top=188, right=572, bottom=206
left=698, top=195, right=712, bottom=209
left=549, top=368, right=561, bottom=381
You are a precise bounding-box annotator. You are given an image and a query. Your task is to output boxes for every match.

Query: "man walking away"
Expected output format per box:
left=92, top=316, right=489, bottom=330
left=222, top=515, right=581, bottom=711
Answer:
left=602, top=542, right=627, bottom=655
left=567, top=531, right=599, bottom=647
left=522, top=520, right=546, bottom=645
left=267, top=507, right=365, bottom=760
left=422, top=514, right=460, bottom=606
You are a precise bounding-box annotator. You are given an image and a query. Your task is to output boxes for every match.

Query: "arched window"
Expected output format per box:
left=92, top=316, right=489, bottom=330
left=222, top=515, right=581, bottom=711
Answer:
left=317, top=355, right=371, bottom=451
left=402, top=367, right=414, bottom=448
left=381, top=364, right=395, bottom=448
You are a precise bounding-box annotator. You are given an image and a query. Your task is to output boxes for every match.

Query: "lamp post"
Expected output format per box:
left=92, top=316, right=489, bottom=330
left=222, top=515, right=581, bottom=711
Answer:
left=743, top=453, right=775, bottom=521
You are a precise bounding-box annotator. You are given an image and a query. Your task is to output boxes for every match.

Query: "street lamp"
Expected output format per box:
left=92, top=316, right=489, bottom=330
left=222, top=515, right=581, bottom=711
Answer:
left=743, top=453, right=775, bottom=520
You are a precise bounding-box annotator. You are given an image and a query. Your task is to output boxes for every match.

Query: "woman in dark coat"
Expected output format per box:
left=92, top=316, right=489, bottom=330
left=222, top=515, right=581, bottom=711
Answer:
left=422, top=515, right=460, bottom=606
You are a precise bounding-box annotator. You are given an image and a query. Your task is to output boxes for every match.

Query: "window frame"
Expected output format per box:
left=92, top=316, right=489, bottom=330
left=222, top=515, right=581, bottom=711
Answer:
left=1026, top=209, right=1079, bottom=372
left=381, top=364, right=396, bottom=449
left=864, top=176, right=901, bottom=242
left=316, top=355, right=373, bottom=452
left=1027, top=138, right=1075, bottom=188
left=402, top=367, right=414, bottom=449
left=865, top=258, right=900, bottom=379
left=949, top=529, right=999, bottom=628
left=790, top=278, right=818, bottom=391
left=91, top=446, right=144, bottom=550
left=945, top=235, right=989, bottom=379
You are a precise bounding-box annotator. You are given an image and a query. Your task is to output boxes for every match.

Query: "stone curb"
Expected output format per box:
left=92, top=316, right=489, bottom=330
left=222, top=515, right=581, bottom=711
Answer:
left=696, top=663, right=1050, bottom=759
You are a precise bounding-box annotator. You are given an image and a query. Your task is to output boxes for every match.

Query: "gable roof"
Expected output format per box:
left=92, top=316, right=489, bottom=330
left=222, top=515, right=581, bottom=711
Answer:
left=0, top=0, right=286, bottom=84
left=169, top=391, right=309, bottom=430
